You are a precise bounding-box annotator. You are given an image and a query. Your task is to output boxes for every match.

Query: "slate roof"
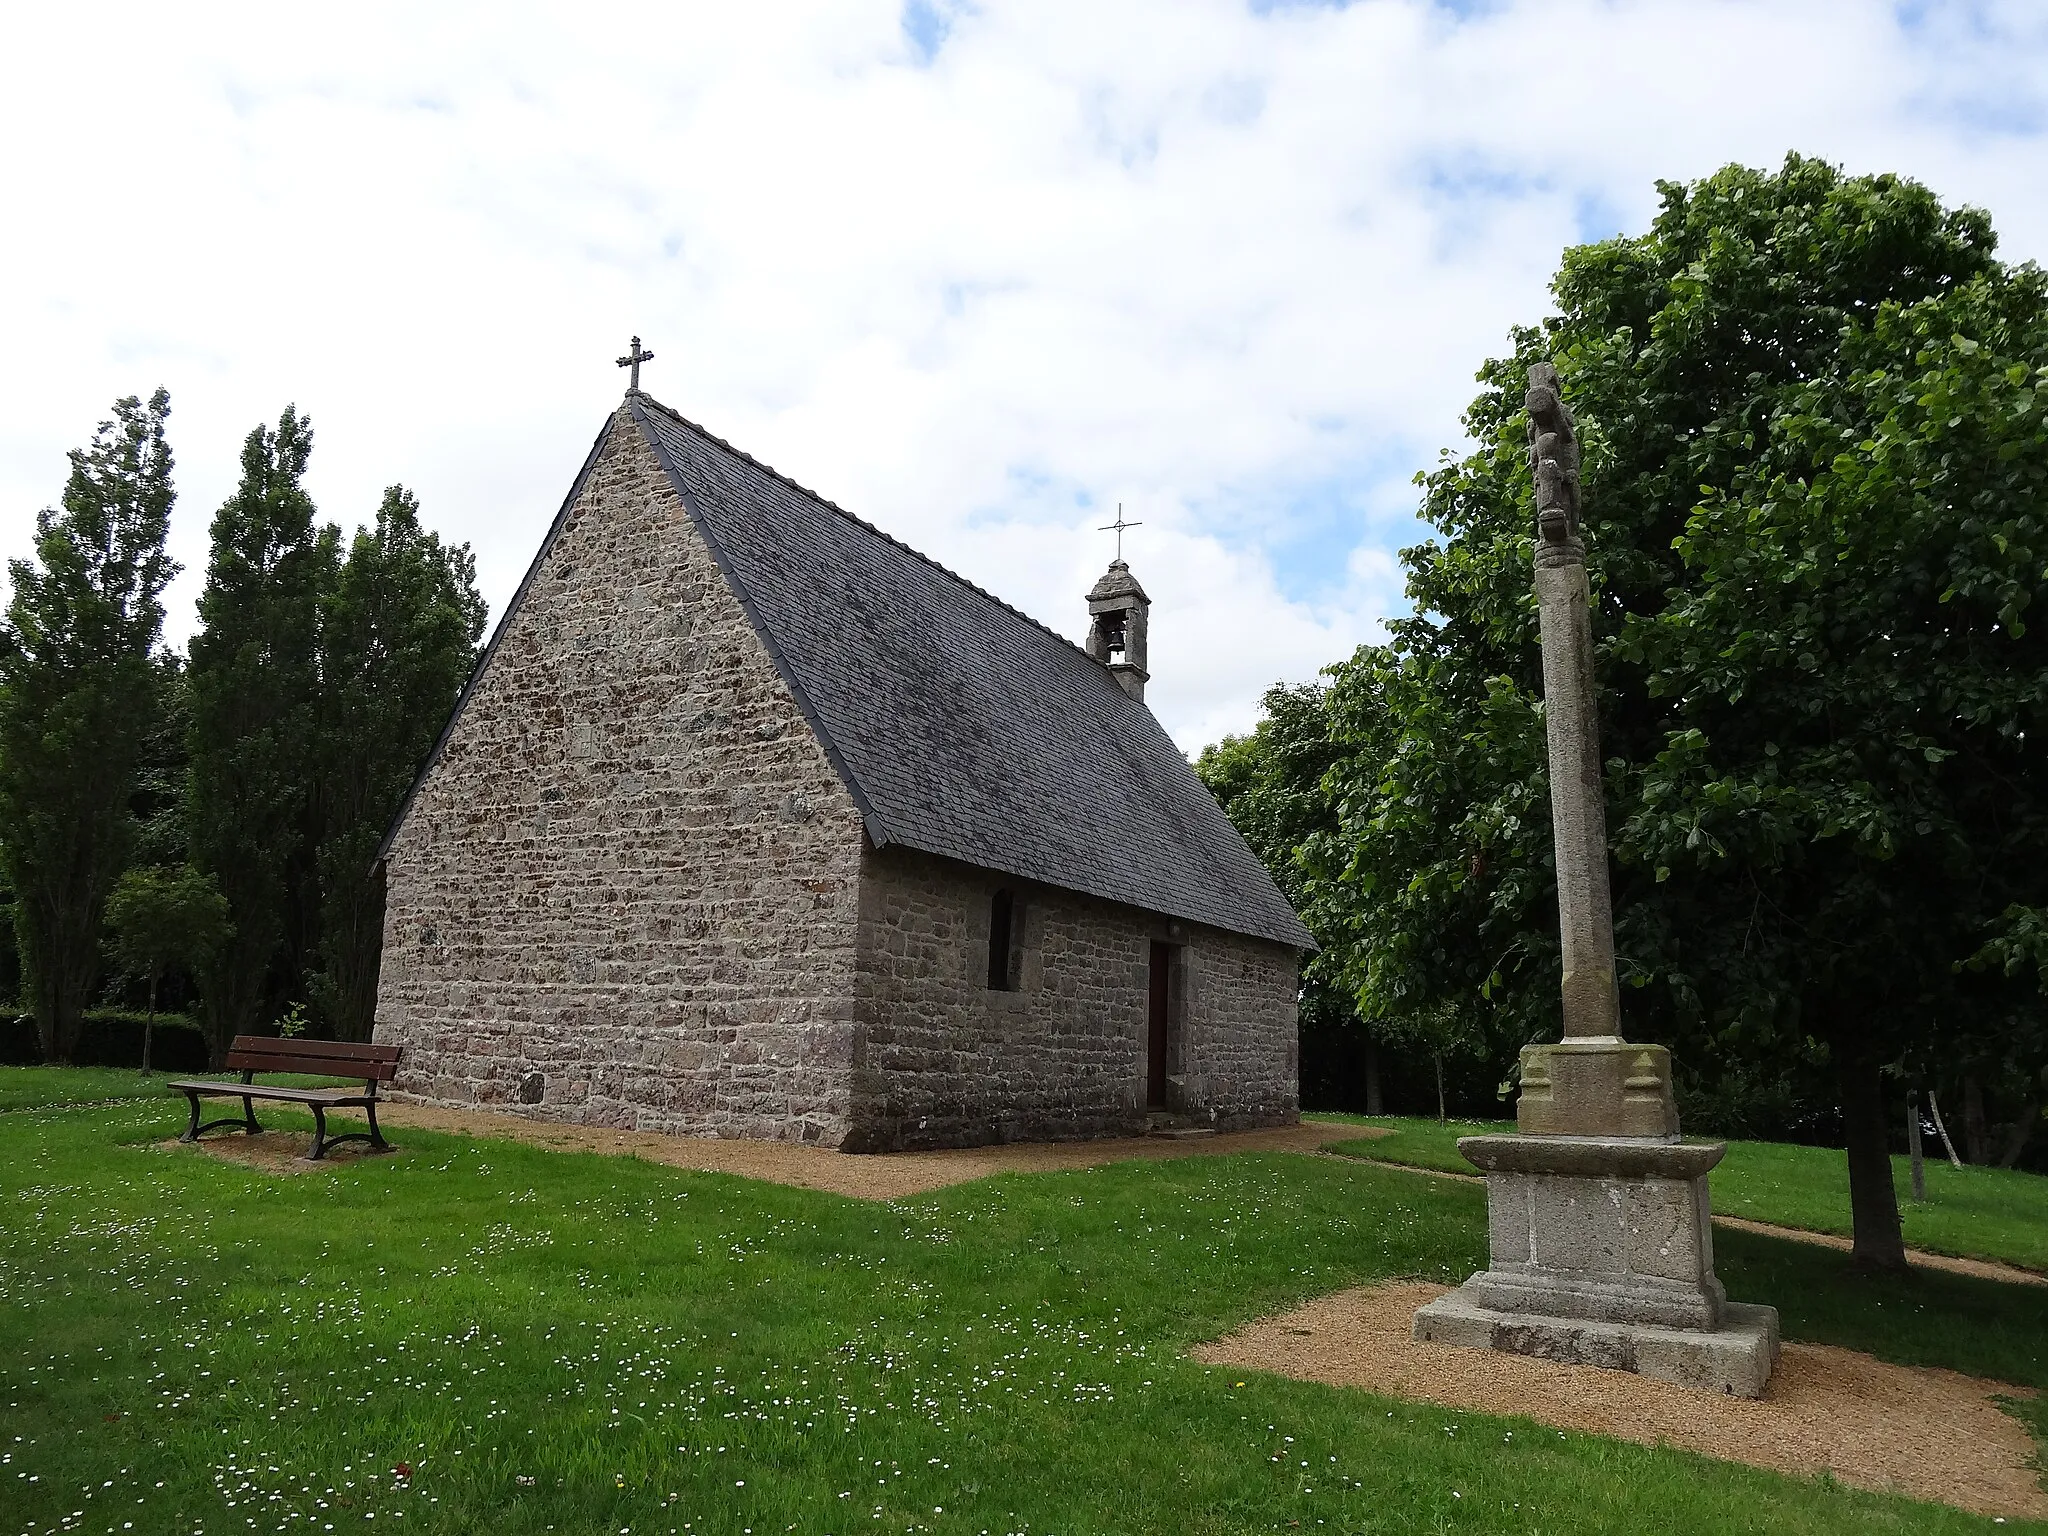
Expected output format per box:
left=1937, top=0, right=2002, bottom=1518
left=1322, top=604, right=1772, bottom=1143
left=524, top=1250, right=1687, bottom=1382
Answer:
left=382, top=393, right=1313, bottom=951
left=631, top=395, right=1311, bottom=950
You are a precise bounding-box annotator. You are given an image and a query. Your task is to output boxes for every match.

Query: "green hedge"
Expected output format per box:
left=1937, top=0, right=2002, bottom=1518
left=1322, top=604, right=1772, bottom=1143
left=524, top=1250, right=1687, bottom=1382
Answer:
left=0, top=1007, right=208, bottom=1070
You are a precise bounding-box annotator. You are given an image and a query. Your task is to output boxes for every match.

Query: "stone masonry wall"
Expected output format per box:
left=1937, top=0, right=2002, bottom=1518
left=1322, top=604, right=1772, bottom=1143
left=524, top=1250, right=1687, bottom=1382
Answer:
left=373, top=409, right=870, bottom=1141
left=847, top=845, right=1299, bottom=1150
left=1178, top=918, right=1304, bottom=1130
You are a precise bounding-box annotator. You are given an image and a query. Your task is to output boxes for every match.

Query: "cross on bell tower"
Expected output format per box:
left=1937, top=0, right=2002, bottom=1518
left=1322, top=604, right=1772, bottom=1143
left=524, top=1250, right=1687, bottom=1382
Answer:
left=1098, top=504, right=1143, bottom=561
left=616, top=336, right=655, bottom=393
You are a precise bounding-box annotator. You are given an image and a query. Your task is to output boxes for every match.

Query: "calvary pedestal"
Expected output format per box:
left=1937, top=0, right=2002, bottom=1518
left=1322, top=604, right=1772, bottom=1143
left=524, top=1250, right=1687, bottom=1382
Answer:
left=1411, top=364, right=1779, bottom=1398
left=1412, top=1119, right=1780, bottom=1397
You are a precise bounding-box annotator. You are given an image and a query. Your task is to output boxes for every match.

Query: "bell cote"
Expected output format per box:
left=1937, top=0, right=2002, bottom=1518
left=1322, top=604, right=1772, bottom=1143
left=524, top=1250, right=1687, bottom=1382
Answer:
left=1085, top=560, right=1151, bottom=702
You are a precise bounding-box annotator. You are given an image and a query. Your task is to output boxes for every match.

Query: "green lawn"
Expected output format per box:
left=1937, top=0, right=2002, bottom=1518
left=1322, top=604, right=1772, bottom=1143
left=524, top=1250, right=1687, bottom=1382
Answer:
left=1, top=1075, right=2043, bottom=1534
left=1317, top=1114, right=2048, bottom=1274
left=0, top=1065, right=349, bottom=1113
left=0, top=1065, right=197, bottom=1111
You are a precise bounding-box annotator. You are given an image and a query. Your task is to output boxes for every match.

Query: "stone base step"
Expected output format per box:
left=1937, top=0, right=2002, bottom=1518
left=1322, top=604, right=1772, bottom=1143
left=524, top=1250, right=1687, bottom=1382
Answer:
left=1144, top=1111, right=1216, bottom=1139
left=1412, top=1282, right=1779, bottom=1398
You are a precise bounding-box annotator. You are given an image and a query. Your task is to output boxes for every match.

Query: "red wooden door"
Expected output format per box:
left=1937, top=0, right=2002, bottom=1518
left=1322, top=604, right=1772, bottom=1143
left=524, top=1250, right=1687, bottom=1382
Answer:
left=1147, top=942, right=1170, bottom=1108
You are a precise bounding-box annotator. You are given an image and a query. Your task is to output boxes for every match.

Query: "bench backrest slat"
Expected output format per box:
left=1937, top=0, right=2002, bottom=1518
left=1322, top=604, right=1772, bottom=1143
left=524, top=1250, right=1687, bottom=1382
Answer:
left=223, top=1035, right=402, bottom=1081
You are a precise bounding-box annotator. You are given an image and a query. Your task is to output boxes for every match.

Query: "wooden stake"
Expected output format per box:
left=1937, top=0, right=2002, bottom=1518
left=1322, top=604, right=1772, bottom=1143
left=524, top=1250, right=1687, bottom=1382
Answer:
left=1906, top=1089, right=1926, bottom=1202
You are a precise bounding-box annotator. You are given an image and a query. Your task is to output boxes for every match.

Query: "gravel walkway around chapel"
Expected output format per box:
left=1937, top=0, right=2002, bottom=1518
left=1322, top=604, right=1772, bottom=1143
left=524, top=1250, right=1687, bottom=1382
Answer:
left=371, top=1100, right=1365, bottom=1197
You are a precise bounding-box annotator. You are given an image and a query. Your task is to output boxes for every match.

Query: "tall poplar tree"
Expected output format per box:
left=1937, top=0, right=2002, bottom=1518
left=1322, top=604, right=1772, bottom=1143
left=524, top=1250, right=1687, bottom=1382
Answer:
left=0, top=390, right=177, bottom=1062
left=134, top=652, right=190, bottom=867
left=185, top=407, right=333, bottom=1065
left=311, top=487, right=485, bottom=1039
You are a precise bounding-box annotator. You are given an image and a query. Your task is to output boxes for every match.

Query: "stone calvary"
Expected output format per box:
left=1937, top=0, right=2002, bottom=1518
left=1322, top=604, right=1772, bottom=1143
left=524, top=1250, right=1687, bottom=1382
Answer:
left=370, top=373, right=1311, bottom=1150
left=1412, top=364, right=1780, bottom=1397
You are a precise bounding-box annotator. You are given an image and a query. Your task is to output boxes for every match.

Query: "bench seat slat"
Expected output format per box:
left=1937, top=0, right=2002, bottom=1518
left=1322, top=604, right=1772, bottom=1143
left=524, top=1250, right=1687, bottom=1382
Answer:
left=167, top=1082, right=378, bottom=1106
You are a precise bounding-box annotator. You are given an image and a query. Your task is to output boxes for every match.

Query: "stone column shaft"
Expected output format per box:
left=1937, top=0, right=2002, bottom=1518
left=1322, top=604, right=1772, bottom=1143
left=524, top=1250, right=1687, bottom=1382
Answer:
left=1536, top=559, right=1620, bottom=1041
left=1514, top=362, right=1676, bottom=1137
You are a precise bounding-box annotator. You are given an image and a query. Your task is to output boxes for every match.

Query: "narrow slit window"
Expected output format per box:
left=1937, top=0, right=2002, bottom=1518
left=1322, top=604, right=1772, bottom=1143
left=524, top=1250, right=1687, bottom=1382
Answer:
left=987, top=889, right=1015, bottom=991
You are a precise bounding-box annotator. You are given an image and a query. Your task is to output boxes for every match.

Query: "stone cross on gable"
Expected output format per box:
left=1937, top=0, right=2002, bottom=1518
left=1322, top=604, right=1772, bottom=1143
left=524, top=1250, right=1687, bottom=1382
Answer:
left=617, top=336, right=655, bottom=393
left=1098, top=505, right=1142, bottom=562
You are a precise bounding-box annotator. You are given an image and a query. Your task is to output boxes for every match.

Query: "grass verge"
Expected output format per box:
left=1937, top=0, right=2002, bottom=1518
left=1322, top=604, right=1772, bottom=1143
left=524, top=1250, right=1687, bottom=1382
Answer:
left=0, top=1064, right=350, bottom=1113
left=1316, top=1113, right=2048, bottom=1274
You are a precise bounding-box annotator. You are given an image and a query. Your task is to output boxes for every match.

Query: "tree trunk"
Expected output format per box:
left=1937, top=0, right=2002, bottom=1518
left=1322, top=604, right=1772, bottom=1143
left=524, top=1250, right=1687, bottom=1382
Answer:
left=1433, top=1053, right=1446, bottom=1124
left=1364, top=1036, right=1384, bottom=1116
left=1962, top=1076, right=1990, bottom=1165
left=1839, top=1052, right=1907, bottom=1270
left=1906, top=1089, right=1925, bottom=1203
left=198, top=922, right=271, bottom=1069
left=20, top=900, right=94, bottom=1065
left=311, top=860, right=386, bottom=1042
left=141, top=970, right=157, bottom=1077
left=28, top=960, right=58, bottom=1065
left=1998, top=1102, right=2038, bottom=1169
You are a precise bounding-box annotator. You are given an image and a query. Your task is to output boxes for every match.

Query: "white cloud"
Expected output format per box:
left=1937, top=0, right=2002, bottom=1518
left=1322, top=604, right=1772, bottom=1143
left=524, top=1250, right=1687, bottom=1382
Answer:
left=1, top=0, right=2043, bottom=749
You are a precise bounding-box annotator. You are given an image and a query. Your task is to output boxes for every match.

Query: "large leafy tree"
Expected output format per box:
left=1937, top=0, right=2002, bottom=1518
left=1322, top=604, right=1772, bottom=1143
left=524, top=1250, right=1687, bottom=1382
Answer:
left=0, top=391, right=177, bottom=1062
left=185, top=407, right=336, bottom=1065
left=1613, top=273, right=2048, bottom=1253
left=1262, top=155, right=2044, bottom=1268
left=311, top=486, right=485, bottom=1040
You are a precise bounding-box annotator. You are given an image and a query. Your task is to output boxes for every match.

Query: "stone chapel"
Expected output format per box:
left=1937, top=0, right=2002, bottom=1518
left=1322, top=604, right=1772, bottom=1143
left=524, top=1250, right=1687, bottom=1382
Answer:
left=371, top=387, right=1314, bottom=1150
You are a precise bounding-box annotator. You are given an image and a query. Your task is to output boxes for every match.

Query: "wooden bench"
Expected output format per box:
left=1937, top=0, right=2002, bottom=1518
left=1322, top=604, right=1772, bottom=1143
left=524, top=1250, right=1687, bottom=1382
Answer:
left=171, top=1037, right=401, bottom=1162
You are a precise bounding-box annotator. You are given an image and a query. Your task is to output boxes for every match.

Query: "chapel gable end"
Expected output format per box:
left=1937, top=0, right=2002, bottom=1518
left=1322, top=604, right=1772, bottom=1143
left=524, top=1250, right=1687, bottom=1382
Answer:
left=372, top=407, right=870, bottom=1135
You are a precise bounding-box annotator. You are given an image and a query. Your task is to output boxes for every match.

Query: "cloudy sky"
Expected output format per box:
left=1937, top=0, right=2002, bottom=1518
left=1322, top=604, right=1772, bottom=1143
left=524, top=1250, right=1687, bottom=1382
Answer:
left=3, top=1, right=2044, bottom=752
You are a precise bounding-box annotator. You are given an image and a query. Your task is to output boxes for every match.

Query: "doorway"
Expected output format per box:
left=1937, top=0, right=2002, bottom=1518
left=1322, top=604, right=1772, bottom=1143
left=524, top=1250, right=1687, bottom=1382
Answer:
left=1147, top=941, right=1175, bottom=1109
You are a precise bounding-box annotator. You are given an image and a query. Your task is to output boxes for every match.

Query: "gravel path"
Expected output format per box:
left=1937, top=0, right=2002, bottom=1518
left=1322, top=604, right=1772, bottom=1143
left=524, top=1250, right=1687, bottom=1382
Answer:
left=1194, top=1280, right=2047, bottom=1521
left=1709, top=1213, right=2045, bottom=1287
left=368, top=1102, right=1367, bottom=1198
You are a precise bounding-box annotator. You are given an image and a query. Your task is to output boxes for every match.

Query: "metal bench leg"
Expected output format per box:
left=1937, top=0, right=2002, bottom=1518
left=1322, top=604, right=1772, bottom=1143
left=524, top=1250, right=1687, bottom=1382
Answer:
left=241, top=1095, right=260, bottom=1135
left=181, top=1091, right=201, bottom=1143
left=365, top=1099, right=391, bottom=1152
left=304, top=1106, right=328, bottom=1162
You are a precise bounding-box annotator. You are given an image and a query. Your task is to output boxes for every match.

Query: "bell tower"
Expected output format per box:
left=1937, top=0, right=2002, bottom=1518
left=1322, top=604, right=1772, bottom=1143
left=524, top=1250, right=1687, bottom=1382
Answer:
left=1085, top=561, right=1150, bottom=702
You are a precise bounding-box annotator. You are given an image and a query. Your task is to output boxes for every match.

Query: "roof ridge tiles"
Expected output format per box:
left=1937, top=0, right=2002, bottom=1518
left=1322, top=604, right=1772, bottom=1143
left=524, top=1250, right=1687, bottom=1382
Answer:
left=632, top=392, right=1108, bottom=674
